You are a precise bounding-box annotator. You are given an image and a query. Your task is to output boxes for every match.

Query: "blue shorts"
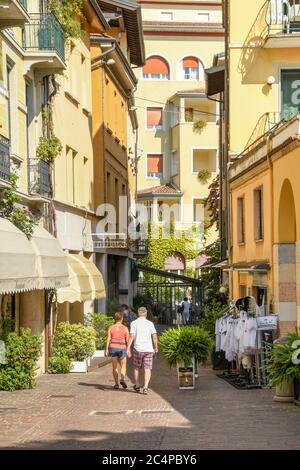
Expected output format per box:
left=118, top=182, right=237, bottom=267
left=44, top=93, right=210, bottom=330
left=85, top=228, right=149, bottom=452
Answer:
left=109, top=348, right=126, bottom=359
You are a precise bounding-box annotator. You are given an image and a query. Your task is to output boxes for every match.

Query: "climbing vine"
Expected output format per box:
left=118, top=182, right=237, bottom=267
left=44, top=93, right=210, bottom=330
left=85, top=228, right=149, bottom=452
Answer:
left=0, top=173, right=39, bottom=239
left=205, top=174, right=220, bottom=230
left=49, top=0, right=84, bottom=39
left=139, top=223, right=199, bottom=282
left=36, top=105, right=62, bottom=163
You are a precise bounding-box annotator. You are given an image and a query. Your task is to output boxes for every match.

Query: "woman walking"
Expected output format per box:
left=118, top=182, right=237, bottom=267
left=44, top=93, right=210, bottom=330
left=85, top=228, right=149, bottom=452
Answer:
left=105, top=312, right=129, bottom=389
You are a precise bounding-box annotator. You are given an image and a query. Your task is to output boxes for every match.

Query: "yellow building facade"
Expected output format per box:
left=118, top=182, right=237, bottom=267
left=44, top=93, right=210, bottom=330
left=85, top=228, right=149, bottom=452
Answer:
left=225, top=0, right=300, bottom=334
left=134, top=0, right=224, bottom=274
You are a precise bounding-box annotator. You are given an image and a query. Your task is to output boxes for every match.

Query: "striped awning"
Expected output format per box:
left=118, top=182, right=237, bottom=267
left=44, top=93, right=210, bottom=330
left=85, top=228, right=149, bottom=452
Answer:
left=0, top=218, right=39, bottom=294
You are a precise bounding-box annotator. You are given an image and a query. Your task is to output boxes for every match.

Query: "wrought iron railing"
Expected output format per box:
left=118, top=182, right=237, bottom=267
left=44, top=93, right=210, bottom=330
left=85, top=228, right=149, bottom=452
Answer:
left=29, top=158, right=51, bottom=198
left=0, top=135, right=10, bottom=182
left=23, top=13, right=65, bottom=61
left=83, top=233, right=128, bottom=250
left=267, top=0, right=300, bottom=34
left=17, top=0, right=28, bottom=11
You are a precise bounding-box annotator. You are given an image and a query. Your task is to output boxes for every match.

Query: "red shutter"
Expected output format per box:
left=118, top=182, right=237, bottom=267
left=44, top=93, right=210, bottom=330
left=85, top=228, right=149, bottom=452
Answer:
left=143, top=56, right=169, bottom=75
left=147, top=154, right=163, bottom=173
left=147, top=108, right=163, bottom=126
left=183, top=57, right=198, bottom=68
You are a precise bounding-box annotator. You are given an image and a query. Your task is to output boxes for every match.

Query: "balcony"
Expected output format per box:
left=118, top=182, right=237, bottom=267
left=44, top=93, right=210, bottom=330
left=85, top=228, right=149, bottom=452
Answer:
left=0, top=135, right=10, bottom=184
left=23, top=13, right=65, bottom=74
left=0, top=0, right=29, bottom=29
left=29, top=158, right=51, bottom=199
left=83, top=233, right=128, bottom=251
left=265, top=0, right=300, bottom=47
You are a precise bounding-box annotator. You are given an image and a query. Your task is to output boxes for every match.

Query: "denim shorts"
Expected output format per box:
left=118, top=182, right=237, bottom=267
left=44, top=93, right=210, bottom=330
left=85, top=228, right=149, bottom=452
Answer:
left=109, top=348, right=126, bottom=359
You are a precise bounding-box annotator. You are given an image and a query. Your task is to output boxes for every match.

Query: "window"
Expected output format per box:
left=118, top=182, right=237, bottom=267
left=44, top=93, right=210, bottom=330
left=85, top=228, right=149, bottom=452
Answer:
left=183, top=57, right=199, bottom=80
left=281, top=69, right=300, bottom=120
left=254, top=187, right=263, bottom=240
left=185, top=107, right=194, bottom=122
left=237, top=197, right=245, bottom=244
left=161, top=11, right=173, bottom=20
left=192, top=149, right=217, bottom=173
left=143, top=56, right=170, bottom=80
left=147, top=107, right=163, bottom=129
left=147, top=154, right=163, bottom=178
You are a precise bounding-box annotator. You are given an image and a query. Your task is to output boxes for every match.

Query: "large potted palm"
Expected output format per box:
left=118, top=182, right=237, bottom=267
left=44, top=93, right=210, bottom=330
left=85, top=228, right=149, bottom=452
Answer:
left=159, top=326, right=212, bottom=390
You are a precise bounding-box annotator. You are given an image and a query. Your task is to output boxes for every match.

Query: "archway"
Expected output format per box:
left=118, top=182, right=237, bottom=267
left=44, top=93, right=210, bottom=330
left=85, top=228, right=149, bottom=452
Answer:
left=164, top=252, right=186, bottom=273
left=275, top=179, right=297, bottom=335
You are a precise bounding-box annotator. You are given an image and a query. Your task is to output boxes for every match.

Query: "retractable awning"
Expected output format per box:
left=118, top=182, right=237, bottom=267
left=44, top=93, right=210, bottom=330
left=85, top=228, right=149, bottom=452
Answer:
left=0, top=217, right=39, bottom=294
left=30, top=226, right=69, bottom=290
left=56, top=254, right=106, bottom=304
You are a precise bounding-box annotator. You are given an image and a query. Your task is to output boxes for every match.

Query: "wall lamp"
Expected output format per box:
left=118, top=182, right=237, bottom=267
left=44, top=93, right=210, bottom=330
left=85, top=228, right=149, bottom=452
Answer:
left=267, top=75, right=276, bottom=86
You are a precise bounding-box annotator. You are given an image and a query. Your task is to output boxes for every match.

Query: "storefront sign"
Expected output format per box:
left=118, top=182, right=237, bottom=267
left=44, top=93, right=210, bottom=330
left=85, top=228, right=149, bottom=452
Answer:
left=178, top=365, right=194, bottom=389
left=257, top=315, right=278, bottom=331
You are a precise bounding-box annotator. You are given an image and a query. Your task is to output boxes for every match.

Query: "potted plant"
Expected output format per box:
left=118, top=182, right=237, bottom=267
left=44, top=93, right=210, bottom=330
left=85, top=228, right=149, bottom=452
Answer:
left=265, top=334, right=300, bottom=405
left=159, top=326, right=212, bottom=390
left=197, top=169, right=212, bottom=184
left=91, top=313, right=114, bottom=358
left=193, top=119, right=207, bottom=133
left=50, top=322, right=96, bottom=373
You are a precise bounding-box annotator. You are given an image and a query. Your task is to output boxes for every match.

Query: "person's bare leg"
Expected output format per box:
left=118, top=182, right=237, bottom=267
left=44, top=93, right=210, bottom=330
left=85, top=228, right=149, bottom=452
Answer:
left=144, top=368, right=151, bottom=388
left=134, top=367, right=140, bottom=386
left=112, top=357, right=119, bottom=385
left=119, top=357, right=127, bottom=381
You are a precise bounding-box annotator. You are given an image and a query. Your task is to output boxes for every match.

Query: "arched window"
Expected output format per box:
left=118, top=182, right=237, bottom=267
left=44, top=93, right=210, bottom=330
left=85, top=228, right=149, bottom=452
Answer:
left=165, top=252, right=186, bottom=272
left=143, top=56, right=170, bottom=80
left=183, top=56, right=199, bottom=80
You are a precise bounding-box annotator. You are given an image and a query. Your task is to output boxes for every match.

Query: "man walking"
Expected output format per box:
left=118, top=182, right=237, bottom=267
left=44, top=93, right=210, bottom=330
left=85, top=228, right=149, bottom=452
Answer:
left=181, top=297, right=191, bottom=325
left=127, top=307, right=158, bottom=395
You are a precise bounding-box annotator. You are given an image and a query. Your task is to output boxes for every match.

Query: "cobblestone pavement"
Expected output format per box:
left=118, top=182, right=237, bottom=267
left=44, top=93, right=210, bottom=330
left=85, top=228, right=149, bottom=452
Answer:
left=0, top=354, right=299, bottom=450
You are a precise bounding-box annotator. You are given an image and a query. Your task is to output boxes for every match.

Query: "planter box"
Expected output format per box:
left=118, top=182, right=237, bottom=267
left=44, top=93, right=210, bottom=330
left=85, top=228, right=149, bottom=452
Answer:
left=70, top=360, right=88, bottom=373
left=93, top=350, right=105, bottom=358
left=273, top=380, right=294, bottom=403
left=177, top=358, right=195, bottom=390
left=294, top=378, right=300, bottom=407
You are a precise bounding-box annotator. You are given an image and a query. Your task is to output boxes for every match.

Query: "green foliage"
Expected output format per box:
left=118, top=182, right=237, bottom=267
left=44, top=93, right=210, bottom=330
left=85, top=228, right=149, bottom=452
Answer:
left=199, top=240, right=227, bottom=307
left=264, top=333, right=300, bottom=387
left=205, top=174, right=220, bottom=230
left=197, top=299, right=226, bottom=338
left=91, top=313, right=114, bottom=350
left=52, top=322, right=96, bottom=363
left=36, top=105, right=62, bottom=162
left=48, top=355, right=71, bottom=374
left=36, top=135, right=62, bottom=162
left=0, top=328, right=42, bottom=391
left=159, top=326, right=213, bottom=368
left=0, top=173, right=38, bottom=238
left=49, top=0, right=84, bottom=39
left=198, top=169, right=212, bottom=184
left=193, top=119, right=207, bottom=133
left=140, top=223, right=198, bottom=278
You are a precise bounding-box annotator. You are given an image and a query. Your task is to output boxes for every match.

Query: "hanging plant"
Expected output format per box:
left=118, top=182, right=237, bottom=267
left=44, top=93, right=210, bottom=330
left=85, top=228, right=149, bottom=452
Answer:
left=193, top=119, right=207, bottom=133
left=49, top=0, right=84, bottom=39
left=197, top=169, right=212, bottom=184
left=36, top=105, right=62, bottom=163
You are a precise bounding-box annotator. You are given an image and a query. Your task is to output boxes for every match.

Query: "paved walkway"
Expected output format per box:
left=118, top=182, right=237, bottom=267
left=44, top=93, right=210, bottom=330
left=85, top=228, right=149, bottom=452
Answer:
left=0, top=354, right=299, bottom=450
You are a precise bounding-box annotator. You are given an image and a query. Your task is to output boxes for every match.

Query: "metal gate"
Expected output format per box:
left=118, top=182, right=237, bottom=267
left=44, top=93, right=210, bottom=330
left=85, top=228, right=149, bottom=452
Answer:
left=137, top=264, right=205, bottom=325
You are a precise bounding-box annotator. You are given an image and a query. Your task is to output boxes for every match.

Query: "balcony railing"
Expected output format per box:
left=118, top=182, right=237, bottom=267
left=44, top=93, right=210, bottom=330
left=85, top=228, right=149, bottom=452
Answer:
left=29, top=158, right=51, bottom=198
left=0, top=136, right=10, bottom=182
left=17, top=0, right=27, bottom=10
left=83, top=233, right=128, bottom=250
left=23, top=13, right=65, bottom=61
left=267, top=0, right=300, bottom=34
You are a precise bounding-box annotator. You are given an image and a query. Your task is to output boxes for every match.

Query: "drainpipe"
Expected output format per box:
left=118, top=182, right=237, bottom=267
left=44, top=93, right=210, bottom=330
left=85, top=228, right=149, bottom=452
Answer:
left=266, top=132, right=274, bottom=313
left=91, top=42, right=116, bottom=68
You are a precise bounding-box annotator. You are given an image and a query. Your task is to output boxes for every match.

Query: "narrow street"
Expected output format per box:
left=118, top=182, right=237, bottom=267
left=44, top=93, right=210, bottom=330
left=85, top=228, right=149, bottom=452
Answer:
left=1, top=355, right=299, bottom=451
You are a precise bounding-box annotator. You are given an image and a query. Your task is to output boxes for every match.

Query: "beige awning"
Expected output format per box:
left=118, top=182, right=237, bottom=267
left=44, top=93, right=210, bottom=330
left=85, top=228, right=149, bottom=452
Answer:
left=30, top=226, right=69, bottom=290
left=0, top=217, right=39, bottom=294
left=56, top=254, right=106, bottom=304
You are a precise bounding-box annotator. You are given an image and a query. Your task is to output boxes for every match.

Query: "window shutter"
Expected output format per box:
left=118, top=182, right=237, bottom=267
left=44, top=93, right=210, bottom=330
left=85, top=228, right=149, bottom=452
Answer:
left=147, top=154, right=163, bottom=173
left=183, top=57, right=199, bottom=68
left=147, top=108, right=163, bottom=126
left=143, top=56, right=169, bottom=75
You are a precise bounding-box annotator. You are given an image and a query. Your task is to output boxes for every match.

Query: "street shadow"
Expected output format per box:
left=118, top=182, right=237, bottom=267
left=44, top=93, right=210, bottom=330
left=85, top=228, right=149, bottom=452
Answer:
left=77, top=382, right=138, bottom=394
